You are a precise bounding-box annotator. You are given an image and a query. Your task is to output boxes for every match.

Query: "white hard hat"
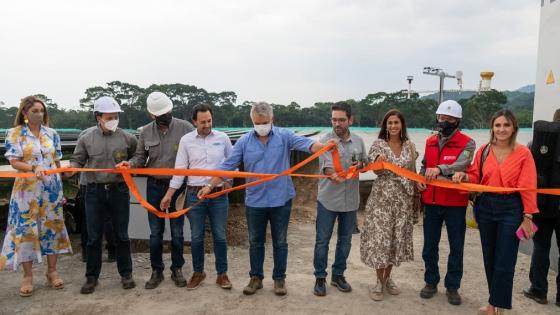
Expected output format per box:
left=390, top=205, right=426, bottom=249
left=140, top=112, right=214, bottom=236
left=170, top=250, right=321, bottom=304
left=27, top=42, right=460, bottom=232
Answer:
left=146, top=91, right=173, bottom=116
left=93, top=96, right=123, bottom=113
left=436, top=100, right=462, bottom=118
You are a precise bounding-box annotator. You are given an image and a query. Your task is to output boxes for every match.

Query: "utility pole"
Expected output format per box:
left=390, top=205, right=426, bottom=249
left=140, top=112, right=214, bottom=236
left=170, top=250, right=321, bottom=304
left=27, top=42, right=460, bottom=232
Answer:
left=423, top=67, right=463, bottom=104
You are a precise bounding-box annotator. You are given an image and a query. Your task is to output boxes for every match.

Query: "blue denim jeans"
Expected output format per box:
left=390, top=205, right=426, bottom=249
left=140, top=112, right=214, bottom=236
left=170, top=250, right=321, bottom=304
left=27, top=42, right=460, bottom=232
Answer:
left=313, top=201, right=356, bottom=279
left=422, top=204, right=466, bottom=289
left=475, top=193, right=523, bottom=309
left=529, top=216, right=560, bottom=302
left=185, top=190, right=229, bottom=274
left=85, top=183, right=132, bottom=278
left=245, top=199, right=292, bottom=280
left=146, top=178, right=186, bottom=272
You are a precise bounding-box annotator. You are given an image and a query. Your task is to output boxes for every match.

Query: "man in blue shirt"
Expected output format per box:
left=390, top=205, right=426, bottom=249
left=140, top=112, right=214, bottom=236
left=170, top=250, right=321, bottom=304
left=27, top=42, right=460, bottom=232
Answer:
left=198, top=102, right=331, bottom=296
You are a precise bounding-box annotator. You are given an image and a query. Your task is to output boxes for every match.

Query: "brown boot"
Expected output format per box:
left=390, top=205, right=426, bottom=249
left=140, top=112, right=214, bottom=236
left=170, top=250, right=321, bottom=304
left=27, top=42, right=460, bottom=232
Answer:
left=186, top=272, right=206, bottom=290
left=243, top=276, right=263, bottom=295
left=274, top=279, right=287, bottom=296
left=216, top=273, right=232, bottom=289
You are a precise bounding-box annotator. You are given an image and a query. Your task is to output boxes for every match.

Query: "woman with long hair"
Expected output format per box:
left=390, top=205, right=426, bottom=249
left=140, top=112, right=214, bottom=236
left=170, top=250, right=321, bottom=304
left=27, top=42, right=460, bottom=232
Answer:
left=0, top=96, right=72, bottom=296
left=453, top=109, right=538, bottom=314
left=361, top=109, right=417, bottom=301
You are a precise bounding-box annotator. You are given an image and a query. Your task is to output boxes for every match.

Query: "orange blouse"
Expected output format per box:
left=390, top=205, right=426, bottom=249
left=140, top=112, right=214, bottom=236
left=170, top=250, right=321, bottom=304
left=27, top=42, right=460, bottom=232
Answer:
left=466, top=144, right=539, bottom=214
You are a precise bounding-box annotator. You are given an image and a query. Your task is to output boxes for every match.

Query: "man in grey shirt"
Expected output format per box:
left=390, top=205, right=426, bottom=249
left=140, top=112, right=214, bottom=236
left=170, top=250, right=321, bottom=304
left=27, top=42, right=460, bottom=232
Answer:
left=117, top=92, right=194, bottom=290
left=313, top=101, right=366, bottom=297
left=70, top=96, right=138, bottom=294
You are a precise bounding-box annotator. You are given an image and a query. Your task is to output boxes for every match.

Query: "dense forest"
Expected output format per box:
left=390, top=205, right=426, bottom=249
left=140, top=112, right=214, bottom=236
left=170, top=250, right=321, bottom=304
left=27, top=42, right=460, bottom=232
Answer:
left=0, top=81, right=535, bottom=131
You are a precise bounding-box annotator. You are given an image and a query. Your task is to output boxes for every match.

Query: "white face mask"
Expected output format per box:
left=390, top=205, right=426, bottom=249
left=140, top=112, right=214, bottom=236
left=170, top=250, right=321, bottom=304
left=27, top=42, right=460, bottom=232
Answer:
left=103, top=119, right=119, bottom=132
left=254, top=123, right=272, bottom=136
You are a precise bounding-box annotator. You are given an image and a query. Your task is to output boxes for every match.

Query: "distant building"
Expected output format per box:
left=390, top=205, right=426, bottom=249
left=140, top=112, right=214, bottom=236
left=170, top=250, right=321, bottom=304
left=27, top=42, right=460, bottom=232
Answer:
left=534, top=0, right=560, bottom=122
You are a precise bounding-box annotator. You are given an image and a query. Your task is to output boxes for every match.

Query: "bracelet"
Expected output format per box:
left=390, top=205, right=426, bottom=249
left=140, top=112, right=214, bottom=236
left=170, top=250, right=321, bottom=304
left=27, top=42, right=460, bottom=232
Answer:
left=523, top=214, right=533, bottom=220
left=205, top=183, right=213, bottom=190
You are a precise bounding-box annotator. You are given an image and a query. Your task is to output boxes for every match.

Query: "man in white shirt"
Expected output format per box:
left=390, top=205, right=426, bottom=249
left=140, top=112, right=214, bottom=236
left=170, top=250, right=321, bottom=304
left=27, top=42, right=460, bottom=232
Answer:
left=161, top=103, right=233, bottom=290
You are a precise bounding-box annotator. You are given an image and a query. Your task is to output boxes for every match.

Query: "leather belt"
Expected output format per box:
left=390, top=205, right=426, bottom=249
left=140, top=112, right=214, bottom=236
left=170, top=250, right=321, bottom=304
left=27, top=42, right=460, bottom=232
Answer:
left=187, top=185, right=225, bottom=194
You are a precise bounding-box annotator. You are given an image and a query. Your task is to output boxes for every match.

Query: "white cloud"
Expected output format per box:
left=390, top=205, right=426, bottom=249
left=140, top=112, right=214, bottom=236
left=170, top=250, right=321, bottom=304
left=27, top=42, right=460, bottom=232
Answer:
left=0, top=0, right=540, bottom=109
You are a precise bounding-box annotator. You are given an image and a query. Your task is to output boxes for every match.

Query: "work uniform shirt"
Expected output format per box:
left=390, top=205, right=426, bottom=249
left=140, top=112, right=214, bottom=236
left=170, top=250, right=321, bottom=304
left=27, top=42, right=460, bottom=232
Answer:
left=70, top=126, right=137, bottom=184
left=317, top=131, right=366, bottom=212
left=170, top=129, right=233, bottom=189
left=128, top=117, right=194, bottom=179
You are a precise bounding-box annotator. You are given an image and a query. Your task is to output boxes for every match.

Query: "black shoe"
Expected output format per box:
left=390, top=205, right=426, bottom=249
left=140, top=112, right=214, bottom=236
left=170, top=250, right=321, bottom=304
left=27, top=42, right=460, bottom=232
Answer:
left=171, top=269, right=187, bottom=287
left=420, top=283, right=437, bottom=299
left=523, top=288, right=548, bottom=304
left=314, top=278, right=326, bottom=296
left=353, top=225, right=360, bottom=234
left=80, top=276, right=98, bottom=294
left=331, top=275, right=352, bottom=292
left=144, top=270, right=164, bottom=289
left=446, top=288, right=462, bottom=305
left=122, top=274, right=136, bottom=290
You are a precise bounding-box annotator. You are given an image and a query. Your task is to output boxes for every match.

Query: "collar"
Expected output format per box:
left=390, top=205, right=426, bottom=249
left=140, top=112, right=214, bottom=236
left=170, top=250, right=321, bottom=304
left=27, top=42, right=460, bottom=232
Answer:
left=21, top=124, right=48, bottom=138
left=330, top=130, right=353, bottom=143
left=195, top=129, right=214, bottom=138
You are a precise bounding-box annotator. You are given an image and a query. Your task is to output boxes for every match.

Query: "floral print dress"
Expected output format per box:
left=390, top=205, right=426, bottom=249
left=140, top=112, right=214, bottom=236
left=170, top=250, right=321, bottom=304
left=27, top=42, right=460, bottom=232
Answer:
left=0, top=125, right=72, bottom=271
left=360, top=139, right=416, bottom=269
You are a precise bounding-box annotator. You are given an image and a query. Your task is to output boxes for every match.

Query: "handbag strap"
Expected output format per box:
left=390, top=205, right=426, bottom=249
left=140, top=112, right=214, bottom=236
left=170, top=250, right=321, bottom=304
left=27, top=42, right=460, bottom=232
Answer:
left=478, top=143, right=491, bottom=183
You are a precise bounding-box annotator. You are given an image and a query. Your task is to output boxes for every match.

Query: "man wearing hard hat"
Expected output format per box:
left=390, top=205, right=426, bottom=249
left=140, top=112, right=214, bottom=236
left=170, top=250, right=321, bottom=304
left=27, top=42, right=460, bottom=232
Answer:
left=70, top=96, right=138, bottom=294
left=117, top=91, right=193, bottom=290
left=417, top=100, right=475, bottom=306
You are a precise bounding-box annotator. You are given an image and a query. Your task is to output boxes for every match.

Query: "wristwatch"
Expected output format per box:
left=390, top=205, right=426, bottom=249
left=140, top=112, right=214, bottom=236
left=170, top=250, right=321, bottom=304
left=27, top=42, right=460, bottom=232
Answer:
left=523, top=213, right=533, bottom=220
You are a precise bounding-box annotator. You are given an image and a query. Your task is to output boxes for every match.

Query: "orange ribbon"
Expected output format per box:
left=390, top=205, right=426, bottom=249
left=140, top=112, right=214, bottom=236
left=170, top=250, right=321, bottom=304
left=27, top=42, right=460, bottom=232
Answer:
left=2, top=143, right=560, bottom=219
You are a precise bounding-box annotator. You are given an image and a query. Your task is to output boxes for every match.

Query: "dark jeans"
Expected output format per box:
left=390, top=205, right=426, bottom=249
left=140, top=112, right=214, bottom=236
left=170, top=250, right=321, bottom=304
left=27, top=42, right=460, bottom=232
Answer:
left=79, top=185, right=115, bottom=257
left=313, top=201, right=356, bottom=279
left=85, top=183, right=132, bottom=278
left=146, top=178, right=186, bottom=272
left=529, top=216, right=560, bottom=302
left=245, top=199, right=292, bottom=280
left=186, top=191, right=229, bottom=274
left=475, top=193, right=523, bottom=309
left=422, top=204, right=466, bottom=289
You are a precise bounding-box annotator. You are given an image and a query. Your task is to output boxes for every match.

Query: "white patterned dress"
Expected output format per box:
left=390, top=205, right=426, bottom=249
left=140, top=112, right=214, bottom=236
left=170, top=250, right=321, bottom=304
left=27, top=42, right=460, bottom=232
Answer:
left=0, top=125, right=72, bottom=271
left=360, top=139, right=416, bottom=269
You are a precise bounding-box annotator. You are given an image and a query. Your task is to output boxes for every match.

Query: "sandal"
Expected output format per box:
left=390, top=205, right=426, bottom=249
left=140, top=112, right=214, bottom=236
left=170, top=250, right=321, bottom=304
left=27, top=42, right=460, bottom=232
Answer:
left=46, top=271, right=64, bottom=289
left=20, top=276, right=33, bottom=297
left=478, top=305, right=504, bottom=315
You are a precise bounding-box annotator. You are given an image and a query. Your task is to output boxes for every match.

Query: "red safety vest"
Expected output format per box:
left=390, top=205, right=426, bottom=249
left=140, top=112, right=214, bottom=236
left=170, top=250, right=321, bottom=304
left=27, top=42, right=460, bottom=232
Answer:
left=422, top=130, right=471, bottom=207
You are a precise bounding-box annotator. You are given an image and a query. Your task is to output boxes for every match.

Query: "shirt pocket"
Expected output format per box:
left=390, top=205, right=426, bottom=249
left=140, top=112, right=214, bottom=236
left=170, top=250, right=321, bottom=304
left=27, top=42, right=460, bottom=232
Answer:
left=144, top=139, right=161, bottom=162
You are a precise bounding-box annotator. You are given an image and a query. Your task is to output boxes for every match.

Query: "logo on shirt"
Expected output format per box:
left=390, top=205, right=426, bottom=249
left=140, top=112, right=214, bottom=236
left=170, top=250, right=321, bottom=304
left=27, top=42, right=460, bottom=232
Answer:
left=442, top=155, right=457, bottom=161
left=113, top=150, right=127, bottom=162
left=540, top=145, right=548, bottom=154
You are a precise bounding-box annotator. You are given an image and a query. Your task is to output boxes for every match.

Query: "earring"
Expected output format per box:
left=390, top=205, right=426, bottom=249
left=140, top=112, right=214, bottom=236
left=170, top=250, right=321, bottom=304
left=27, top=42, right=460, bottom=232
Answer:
left=24, top=117, right=29, bottom=124
left=386, top=130, right=389, bottom=139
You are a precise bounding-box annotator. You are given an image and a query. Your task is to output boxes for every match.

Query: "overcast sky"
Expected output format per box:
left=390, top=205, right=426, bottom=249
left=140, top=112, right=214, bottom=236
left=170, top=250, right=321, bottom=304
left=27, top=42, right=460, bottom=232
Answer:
left=0, top=0, right=540, bottom=109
